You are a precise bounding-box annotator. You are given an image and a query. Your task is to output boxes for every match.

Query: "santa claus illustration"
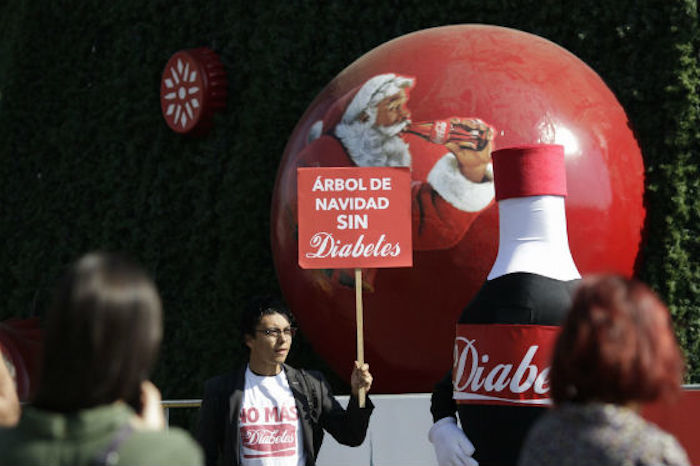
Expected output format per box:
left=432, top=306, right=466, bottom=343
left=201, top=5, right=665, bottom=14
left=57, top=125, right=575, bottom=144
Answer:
left=300, top=73, right=496, bottom=252
left=298, top=73, right=497, bottom=290
left=429, top=144, right=581, bottom=466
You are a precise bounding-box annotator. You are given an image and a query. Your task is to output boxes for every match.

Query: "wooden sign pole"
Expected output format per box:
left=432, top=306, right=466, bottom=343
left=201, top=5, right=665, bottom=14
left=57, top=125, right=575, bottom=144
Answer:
left=355, top=267, right=366, bottom=408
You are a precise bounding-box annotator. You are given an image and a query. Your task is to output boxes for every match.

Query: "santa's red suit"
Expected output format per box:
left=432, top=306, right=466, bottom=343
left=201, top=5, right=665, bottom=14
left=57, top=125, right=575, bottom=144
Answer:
left=429, top=144, right=581, bottom=466
left=297, top=73, right=494, bottom=252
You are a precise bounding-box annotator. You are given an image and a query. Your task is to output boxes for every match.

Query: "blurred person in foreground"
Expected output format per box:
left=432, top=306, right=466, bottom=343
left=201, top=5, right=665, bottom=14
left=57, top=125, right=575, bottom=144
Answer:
left=196, top=296, right=373, bottom=466
left=0, top=252, right=203, bottom=466
left=518, top=275, right=689, bottom=466
left=0, top=355, right=20, bottom=426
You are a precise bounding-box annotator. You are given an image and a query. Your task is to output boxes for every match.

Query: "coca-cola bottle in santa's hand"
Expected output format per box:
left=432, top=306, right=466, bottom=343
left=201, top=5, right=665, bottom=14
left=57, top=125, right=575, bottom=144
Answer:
left=406, top=118, right=492, bottom=151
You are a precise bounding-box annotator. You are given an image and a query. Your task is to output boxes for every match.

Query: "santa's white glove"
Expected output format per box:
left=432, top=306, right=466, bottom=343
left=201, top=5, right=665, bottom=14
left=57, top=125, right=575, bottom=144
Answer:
left=428, top=417, right=478, bottom=466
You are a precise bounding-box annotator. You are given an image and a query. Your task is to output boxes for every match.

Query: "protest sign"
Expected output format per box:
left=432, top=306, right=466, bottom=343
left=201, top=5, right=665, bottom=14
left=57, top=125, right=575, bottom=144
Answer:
left=297, top=167, right=412, bottom=269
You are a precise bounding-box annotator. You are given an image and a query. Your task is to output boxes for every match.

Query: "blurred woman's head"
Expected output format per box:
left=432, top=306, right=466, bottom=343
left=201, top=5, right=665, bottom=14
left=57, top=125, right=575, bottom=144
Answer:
left=551, top=274, right=684, bottom=406
left=34, top=252, right=162, bottom=412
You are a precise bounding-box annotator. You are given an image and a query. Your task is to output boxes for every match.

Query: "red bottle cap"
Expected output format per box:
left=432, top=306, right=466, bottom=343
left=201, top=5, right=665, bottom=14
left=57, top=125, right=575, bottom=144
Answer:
left=492, top=144, right=566, bottom=201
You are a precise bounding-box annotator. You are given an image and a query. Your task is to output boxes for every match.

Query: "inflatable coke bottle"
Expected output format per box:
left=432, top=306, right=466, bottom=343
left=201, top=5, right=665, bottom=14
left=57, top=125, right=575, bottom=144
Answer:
left=430, top=144, right=581, bottom=466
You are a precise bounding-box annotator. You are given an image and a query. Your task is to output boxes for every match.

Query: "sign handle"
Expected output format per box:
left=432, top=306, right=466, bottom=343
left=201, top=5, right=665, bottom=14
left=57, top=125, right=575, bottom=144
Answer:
left=355, top=268, right=366, bottom=408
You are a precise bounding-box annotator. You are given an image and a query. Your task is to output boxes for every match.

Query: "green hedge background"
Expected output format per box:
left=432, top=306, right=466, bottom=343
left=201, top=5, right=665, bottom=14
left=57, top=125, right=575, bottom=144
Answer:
left=1, top=0, right=698, bottom=428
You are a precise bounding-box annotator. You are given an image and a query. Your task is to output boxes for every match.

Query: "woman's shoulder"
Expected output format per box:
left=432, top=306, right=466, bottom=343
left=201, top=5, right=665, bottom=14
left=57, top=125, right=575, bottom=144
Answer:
left=121, top=427, right=204, bottom=466
left=630, top=418, right=690, bottom=466
left=521, top=403, right=690, bottom=466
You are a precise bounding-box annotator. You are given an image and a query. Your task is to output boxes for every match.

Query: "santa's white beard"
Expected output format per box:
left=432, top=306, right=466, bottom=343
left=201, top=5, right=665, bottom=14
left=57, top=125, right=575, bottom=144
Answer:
left=335, top=119, right=412, bottom=168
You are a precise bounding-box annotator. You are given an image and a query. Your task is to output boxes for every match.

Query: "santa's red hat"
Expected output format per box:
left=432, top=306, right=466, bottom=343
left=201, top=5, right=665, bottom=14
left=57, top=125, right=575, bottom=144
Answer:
left=342, top=74, right=414, bottom=124
left=309, top=74, right=415, bottom=141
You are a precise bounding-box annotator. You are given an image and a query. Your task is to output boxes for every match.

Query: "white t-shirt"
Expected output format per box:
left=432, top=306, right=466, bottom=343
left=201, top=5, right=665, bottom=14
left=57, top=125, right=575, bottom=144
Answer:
left=239, top=366, right=306, bottom=465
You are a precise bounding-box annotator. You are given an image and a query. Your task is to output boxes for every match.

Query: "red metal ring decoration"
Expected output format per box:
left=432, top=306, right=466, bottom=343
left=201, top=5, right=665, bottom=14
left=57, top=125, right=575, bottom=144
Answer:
left=160, top=47, right=227, bottom=135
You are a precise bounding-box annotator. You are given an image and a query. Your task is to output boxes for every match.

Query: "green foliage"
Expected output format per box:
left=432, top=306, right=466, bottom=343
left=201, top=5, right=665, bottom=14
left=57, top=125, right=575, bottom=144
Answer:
left=1, top=1, right=699, bottom=431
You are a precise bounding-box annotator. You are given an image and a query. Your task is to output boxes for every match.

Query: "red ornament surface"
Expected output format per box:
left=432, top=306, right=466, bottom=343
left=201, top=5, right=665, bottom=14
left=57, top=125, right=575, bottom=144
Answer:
left=271, top=25, right=646, bottom=393
left=160, top=48, right=227, bottom=135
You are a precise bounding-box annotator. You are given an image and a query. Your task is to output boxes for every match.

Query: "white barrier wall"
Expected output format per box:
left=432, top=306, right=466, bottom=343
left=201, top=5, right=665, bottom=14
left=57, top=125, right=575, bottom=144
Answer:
left=316, top=387, right=700, bottom=465
left=317, top=393, right=438, bottom=466
left=171, top=386, right=699, bottom=464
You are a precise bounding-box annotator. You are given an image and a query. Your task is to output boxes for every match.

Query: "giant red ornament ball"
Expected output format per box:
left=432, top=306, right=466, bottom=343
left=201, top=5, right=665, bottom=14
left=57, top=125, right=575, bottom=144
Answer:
left=270, top=25, right=645, bottom=393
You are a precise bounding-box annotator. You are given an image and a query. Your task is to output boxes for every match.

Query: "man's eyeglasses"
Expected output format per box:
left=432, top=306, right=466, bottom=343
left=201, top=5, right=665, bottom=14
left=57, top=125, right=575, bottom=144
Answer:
left=256, top=327, right=297, bottom=338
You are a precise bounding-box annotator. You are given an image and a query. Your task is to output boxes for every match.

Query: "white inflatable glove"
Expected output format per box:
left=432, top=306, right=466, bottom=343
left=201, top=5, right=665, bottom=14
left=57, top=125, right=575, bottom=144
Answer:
left=428, top=417, right=478, bottom=466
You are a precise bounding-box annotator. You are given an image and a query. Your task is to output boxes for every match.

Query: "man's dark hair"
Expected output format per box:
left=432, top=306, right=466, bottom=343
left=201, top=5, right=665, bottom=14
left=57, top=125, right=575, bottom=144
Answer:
left=33, top=252, right=162, bottom=412
left=240, top=295, right=294, bottom=342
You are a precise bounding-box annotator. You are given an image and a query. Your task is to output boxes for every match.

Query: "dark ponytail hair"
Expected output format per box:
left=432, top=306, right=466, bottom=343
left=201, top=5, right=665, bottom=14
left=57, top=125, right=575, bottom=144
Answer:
left=33, top=252, right=162, bottom=412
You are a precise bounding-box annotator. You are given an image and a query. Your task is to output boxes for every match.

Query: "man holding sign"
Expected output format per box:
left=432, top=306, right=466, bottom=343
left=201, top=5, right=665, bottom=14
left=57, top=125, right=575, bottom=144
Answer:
left=197, top=296, right=373, bottom=466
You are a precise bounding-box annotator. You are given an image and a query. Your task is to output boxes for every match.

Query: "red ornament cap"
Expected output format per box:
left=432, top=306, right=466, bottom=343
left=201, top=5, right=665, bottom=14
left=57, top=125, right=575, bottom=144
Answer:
left=160, top=47, right=227, bottom=135
left=492, top=144, right=567, bottom=201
